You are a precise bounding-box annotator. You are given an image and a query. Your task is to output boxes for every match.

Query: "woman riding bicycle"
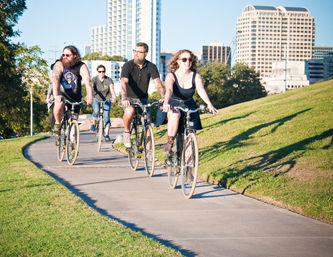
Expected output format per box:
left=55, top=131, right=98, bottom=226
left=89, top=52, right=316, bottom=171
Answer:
left=159, top=49, right=217, bottom=154
left=90, top=65, right=117, bottom=142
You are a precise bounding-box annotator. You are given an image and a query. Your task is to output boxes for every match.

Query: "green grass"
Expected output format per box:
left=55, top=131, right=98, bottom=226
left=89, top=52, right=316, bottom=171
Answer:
left=0, top=136, right=182, bottom=256
left=154, top=80, right=333, bottom=224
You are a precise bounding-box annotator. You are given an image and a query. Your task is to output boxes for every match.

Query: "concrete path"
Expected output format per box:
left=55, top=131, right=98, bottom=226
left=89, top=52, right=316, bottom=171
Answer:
left=25, top=130, right=333, bottom=257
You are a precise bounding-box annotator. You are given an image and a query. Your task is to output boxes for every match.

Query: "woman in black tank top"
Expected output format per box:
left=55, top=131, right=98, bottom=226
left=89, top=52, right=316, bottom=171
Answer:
left=160, top=49, right=217, bottom=153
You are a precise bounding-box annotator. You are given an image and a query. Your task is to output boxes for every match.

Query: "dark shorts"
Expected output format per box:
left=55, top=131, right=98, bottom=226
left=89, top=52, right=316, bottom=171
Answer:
left=60, top=92, right=81, bottom=114
left=156, top=97, right=202, bottom=133
left=122, top=97, right=149, bottom=116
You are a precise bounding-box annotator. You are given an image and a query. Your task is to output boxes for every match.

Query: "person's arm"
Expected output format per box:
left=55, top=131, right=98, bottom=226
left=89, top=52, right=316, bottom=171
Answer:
left=80, top=64, right=93, bottom=105
left=51, top=61, right=63, bottom=103
left=109, top=80, right=117, bottom=103
left=153, top=77, right=165, bottom=100
left=162, top=73, right=174, bottom=112
left=121, top=77, right=130, bottom=107
left=195, top=73, right=217, bottom=114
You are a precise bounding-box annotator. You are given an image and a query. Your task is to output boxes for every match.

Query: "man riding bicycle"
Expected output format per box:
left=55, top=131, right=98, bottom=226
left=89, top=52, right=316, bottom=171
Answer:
left=51, top=45, right=93, bottom=138
left=90, top=65, right=117, bottom=142
left=121, top=42, right=165, bottom=147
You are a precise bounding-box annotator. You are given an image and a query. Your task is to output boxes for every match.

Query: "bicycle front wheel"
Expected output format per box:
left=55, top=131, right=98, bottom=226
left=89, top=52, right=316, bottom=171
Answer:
left=181, top=133, right=199, bottom=199
left=97, top=117, right=103, bottom=152
left=66, top=120, right=80, bottom=165
left=143, top=125, right=155, bottom=177
left=167, top=137, right=180, bottom=189
left=128, top=124, right=139, bottom=171
left=56, top=121, right=66, bottom=162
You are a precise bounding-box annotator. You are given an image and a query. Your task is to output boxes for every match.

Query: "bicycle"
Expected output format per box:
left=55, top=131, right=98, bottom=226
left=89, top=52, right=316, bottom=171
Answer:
left=56, top=99, right=85, bottom=165
left=127, top=101, right=158, bottom=177
left=95, top=99, right=114, bottom=152
left=165, top=104, right=208, bottom=199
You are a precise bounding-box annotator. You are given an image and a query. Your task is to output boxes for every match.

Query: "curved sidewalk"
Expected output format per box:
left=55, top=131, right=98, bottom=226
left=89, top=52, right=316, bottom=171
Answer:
left=25, top=130, right=333, bottom=257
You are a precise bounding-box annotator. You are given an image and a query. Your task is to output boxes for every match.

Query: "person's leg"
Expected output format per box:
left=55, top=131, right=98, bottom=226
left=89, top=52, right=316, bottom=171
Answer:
left=103, top=101, right=111, bottom=140
left=91, top=99, right=99, bottom=131
left=123, top=106, right=135, bottom=132
left=164, top=110, right=180, bottom=153
left=122, top=106, right=135, bottom=147
left=53, top=101, right=65, bottom=137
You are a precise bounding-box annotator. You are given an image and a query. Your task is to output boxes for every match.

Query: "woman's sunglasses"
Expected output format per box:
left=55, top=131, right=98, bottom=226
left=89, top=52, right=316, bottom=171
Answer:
left=179, top=57, right=193, bottom=62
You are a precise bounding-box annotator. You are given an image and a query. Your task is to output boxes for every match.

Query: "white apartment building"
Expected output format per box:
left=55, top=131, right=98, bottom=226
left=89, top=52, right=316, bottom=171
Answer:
left=236, top=5, right=315, bottom=79
left=90, top=0, right=161, bottom=68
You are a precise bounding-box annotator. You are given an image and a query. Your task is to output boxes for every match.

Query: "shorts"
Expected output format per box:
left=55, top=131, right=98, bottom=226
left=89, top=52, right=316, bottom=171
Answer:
left=122, top=97, right=149, bottom=116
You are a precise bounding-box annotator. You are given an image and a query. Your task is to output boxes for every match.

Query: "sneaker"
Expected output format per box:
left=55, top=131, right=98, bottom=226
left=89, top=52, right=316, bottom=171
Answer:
left=90, top=124, right=96, bottom=132
left=105, top=135, right=110, bottom=142
left=123, top=132, right=131, bottom=148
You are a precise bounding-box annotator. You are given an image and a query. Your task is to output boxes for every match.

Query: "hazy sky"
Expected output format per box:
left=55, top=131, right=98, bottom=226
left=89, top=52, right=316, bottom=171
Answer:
left=15, top=0, right=333, bottom=65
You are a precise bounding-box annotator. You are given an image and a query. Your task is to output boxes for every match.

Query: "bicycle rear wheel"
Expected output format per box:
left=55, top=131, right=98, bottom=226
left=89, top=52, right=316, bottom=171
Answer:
left=143, top=125, right=155, bottom=177
left=56, top=121, right=66, bottom=161
left=181, top=133, right=198, bottom=199
left=97, top=117, right=103, bottom=152
left=66, top=120, right=80, bottom=165
left=168, top=136, right=180, bottom=189
left=128, top=124, right=139, bottom=171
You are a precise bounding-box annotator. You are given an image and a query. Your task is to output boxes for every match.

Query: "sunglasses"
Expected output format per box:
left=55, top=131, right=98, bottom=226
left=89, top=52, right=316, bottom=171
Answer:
left=62, top=53, right=73, bottom=58
left=133, top=49, right=146, bottom=54
left=98, top=70, right=105, bottom=73
left=179, top=57, right=193, bottom=62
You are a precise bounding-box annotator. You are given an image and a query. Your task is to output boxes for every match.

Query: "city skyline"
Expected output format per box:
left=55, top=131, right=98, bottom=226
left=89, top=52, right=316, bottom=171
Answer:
left=14, top=0, right=333, bottom=66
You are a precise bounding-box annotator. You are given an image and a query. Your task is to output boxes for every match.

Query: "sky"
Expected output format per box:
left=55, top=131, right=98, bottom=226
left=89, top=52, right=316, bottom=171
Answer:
left=14, top=0, right=333, bottom=66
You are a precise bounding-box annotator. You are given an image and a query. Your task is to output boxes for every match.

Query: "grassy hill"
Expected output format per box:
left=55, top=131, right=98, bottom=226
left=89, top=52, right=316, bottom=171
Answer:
left=155, top=80, right=333, bottom=224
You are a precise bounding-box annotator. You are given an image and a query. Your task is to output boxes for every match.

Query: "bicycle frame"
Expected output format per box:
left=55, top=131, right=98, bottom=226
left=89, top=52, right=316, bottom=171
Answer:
left=127, top=101, right=158, bottom=176
left=166, top=104, right=207, bottom=198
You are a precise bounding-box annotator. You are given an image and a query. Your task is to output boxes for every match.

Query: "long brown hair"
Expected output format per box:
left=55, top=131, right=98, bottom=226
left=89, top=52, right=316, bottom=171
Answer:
left=61, top=45, right=81, bottom=64
left=167, top=49, right=197, bottom=72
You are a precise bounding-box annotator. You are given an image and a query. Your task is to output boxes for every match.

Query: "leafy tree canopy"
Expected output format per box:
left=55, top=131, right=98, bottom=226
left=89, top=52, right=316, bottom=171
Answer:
left=82, top=52, right=125, bottom=61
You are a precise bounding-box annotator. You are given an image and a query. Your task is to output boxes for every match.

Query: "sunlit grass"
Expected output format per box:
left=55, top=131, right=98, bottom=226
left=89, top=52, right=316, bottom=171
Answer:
left=0, top=136, right=182, bottom=256
left=154, top=80, right=333, bottom=224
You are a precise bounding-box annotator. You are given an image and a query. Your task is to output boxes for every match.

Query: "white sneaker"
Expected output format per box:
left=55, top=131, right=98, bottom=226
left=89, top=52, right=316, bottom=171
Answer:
left=123, top=132, right=131, bottom=148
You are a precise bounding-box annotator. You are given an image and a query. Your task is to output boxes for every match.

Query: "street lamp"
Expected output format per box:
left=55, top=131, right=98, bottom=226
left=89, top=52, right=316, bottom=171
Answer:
left=28, top=86, right=35, bottom=136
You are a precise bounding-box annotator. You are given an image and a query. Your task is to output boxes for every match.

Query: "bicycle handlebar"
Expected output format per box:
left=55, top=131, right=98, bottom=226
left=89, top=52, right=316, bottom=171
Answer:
left=64, top=99, right=86, bottom=106
left=132, top=101, right=158, bottom=109
left=172, top=104, right=211, bottom=114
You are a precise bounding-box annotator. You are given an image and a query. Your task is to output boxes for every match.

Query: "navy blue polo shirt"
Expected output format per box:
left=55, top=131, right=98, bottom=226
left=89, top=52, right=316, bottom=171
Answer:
left=120, top=59, right=160, bottom=98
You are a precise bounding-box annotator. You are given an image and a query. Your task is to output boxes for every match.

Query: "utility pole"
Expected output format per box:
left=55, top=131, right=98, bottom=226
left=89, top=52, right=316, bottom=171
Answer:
left=29, top=87, right=35, bottom=136
left=283, top=45, right=287, bottom=93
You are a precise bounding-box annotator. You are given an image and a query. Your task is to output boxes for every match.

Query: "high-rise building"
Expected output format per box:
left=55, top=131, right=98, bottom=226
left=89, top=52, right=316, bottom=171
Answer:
left=90, top=0, right=161, bottom=67
left=201, top=42, right=231, bottom=66
left=313, top=46, right=333, bottom=59
left=236, top=5, right=315, bottom=78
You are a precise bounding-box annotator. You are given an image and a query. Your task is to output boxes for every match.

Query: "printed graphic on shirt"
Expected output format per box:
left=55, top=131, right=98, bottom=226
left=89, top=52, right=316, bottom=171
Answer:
left=60, top=68, right=78, bottom=93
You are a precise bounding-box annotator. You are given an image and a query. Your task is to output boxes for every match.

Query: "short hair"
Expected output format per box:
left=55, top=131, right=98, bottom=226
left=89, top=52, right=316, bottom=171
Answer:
left=136, top=42, right=149, bottom=53
left=167, top=49, right=198, bottom=72
left=97, top=64, right=106, bottom=71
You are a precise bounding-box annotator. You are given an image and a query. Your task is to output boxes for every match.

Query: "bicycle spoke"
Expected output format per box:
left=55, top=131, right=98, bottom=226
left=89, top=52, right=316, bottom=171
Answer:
left=181, top=133, right=198, bottom=199
left=144, top=125, right=155, bottom=177
left=128, top=124, right=139, bottom=171
left=66, top=121, right=80, bottom=165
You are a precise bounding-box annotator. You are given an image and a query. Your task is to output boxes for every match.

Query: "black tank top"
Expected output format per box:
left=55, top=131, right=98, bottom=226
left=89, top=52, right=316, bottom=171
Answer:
left=60, top=61, right=84, bottom=101
left=171, top=72, right=196, bottom=101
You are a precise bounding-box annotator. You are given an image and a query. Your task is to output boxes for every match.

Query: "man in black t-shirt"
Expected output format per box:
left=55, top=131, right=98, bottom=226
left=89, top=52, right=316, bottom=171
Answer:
left=120, top=42, right=165, bottom=147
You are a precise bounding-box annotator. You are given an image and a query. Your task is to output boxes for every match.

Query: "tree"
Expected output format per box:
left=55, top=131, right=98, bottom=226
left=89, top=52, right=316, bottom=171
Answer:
left=0, top=1, right=50, bottom=137
left=0, top=0, right=27, bottom=137
left=82, top=52, right=125, bottom=61
left=231, top=63, right=267, bottom=103
left=195, top=61, right=235, bottom=109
